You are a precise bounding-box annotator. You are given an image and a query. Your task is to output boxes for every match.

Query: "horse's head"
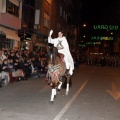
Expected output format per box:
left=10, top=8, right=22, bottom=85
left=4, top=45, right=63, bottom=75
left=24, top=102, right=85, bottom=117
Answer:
left=47, top=43, right=59, bottom=65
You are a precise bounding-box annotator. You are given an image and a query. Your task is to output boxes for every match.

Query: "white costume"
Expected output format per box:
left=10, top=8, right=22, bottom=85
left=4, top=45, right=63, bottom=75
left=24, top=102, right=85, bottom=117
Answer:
left=48, top=31, right=74, bottom=75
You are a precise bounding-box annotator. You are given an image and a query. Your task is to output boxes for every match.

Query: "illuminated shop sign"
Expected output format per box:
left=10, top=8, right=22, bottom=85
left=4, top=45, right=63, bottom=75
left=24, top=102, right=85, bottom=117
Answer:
left=93, top=25, right=118, bottom=30
left=86, top=42, right=101, bottom=45
left=91, top=36, right=114, bottom=40
left=78, top=44, right=85, bottom=47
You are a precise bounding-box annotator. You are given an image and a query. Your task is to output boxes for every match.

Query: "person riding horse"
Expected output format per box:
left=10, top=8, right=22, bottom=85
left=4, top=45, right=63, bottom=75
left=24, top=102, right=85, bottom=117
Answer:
left=48, top=30, right=74, bottom=76
left=47, top=38, right=72, bottom=102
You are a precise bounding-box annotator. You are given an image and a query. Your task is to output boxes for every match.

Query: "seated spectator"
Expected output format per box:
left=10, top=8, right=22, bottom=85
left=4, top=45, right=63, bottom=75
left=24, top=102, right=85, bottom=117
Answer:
left=40, top=58, right=47, bottom=76
left=7, top=59, right=14, bottom=72
left=23, top=58, right=32, bottom=79
left=0, top=59, right=10, bottom=87
left=31, top=57, right=40, bottom=78
left=0, top=50, right=7, bottom=62
left=10, top=52, right=17, bottom=63
left=19, top=57, right=25, bottom=70
left=2, top=59, right=10, bottom=72
left=11, top=58, right=25, bottom=81
left=13, top=58, right=20, bottom=71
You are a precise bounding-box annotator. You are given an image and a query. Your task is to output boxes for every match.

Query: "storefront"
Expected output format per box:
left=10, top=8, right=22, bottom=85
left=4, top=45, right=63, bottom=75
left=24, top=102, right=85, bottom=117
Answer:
left=21, top=40, right=32, bottom=50
left=0, top=26, right=20, bottom=49
left=32, top=31, right=48, bottom=51
left=34, top=42, right=46, bottom=52
left=0, top=30, right=6, bottom=49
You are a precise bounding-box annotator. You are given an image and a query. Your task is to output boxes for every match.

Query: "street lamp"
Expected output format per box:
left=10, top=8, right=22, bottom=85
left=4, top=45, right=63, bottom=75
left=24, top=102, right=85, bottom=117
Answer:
left=83, top=24, right=86, bottom=27
left=111, top=32, right=113, bottom=35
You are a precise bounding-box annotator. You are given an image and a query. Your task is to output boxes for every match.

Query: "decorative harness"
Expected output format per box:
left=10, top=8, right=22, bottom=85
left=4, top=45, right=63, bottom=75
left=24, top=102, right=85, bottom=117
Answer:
left=48, top=64, right=61, bottom=78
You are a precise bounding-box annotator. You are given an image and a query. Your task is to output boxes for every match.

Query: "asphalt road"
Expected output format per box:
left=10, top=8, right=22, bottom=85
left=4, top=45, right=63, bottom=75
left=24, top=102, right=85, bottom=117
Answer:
left=0, top=64, right=120, bottom=120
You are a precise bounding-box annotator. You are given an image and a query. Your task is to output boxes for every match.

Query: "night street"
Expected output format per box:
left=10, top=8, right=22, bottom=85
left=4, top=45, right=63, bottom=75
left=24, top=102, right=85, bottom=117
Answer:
left=0, top=64, right=120, bottom=120
left=0, top=0, right=120, bottom=120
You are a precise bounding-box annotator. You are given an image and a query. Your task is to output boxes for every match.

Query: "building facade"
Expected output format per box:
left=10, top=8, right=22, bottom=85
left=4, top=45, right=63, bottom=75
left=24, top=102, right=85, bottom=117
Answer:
left=0, top=0, right=22, bottom=49
left=33, top=0, right=75, bottom=50
left=0, top=0, right=76, bottom=51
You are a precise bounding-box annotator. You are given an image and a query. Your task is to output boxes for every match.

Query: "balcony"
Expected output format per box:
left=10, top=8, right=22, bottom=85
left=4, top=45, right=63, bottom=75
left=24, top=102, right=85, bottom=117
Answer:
left=0, top=13, right=21, bottom=29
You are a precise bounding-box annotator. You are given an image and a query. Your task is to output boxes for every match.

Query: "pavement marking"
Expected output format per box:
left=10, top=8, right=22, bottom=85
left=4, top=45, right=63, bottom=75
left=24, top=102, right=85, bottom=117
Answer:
left=107, top=82, right=120, bottom=100
left=53, top=80, right=88, bottom=120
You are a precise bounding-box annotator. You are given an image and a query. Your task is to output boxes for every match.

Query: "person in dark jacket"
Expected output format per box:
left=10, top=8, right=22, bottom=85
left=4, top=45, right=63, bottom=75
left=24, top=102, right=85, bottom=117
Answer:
left=2, top=59, right=10, bottom=72
left=23, top=58, right=32, bottom=79
left=13, top=58, right=20, bottom=71
left=0, top=59, right=10, bottom=87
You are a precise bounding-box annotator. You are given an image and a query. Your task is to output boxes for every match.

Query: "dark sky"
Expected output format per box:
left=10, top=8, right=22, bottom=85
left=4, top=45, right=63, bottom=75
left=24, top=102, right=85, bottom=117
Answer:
left=79, top=0, right=120, bottom=24
left=72, top=0, right=120, bottom=41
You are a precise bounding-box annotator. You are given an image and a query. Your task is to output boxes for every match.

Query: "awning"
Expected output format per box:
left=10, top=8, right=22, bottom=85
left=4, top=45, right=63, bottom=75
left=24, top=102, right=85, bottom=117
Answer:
left=0, top=30, right=6, bottom=37
left=0, top=27, right=20, bottom=41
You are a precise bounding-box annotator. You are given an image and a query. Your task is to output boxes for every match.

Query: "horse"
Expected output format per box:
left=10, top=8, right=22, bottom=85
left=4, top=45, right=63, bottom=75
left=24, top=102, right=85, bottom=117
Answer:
left=46, top=43, right=72, bottom=103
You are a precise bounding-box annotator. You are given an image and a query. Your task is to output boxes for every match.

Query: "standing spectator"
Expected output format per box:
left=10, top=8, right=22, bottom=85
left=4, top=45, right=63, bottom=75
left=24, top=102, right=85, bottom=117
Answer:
left=0, top=50, right=7, bottom=61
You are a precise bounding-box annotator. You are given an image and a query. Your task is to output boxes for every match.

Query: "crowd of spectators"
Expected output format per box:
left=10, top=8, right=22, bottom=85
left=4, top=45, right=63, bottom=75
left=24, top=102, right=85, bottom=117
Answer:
left=0, top=48, right=47, bottom=88
left=86, top=54, right=120, bottom=67
left=73, top=53, right=120, bottom=68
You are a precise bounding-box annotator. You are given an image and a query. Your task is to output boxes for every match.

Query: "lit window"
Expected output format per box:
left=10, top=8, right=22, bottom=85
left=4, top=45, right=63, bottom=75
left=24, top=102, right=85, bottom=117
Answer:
left=44, top=13, right=50, bottom=28
left=7, top=1, right=19, bottom=17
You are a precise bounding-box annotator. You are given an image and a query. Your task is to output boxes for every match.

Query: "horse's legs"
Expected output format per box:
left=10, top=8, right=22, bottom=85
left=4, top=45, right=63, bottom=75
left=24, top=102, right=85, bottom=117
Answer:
left=57, top=81, right=62, bottom=93
left=66, top=75, right=71, bottom=95
left=46, top=72, right=51, bottom=85
left=66, top=83, right=69, bottom=95
left=47, top=74, right=51, bottom=85
left=50, top=88, right=55, bottom=102
left=54, top=88, right=57, bottom=97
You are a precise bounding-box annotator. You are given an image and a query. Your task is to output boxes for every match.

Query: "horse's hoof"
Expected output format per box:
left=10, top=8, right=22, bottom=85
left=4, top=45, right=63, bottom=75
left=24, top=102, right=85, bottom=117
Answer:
left=49, top=101, right=54, bottom=104
left=54, top=95, right=56, bottom=98
left=66, top=91, right=69, bottom=95
left=57, top=89, right=60, bottom=92
left=57, top=89, right=60, bottom=94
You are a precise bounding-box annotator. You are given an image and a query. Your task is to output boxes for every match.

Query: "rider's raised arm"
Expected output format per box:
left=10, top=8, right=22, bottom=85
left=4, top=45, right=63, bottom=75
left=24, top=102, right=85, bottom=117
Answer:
left=48, top=35, right=54, bottom=44
left=48, top=36, right=59, bottom=46
left=48, top=30, right=58, bottom=46
left=48, top=30, right=55, bottom=44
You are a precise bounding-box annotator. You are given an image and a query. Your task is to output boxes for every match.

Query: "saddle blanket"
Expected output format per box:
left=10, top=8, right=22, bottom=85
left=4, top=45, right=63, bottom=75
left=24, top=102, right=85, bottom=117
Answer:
left=49, top=64, right=61, bottom=73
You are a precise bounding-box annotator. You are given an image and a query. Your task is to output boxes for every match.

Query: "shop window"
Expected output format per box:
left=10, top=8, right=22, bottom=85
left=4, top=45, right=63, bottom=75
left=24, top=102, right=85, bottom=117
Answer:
left=0, top=38, right=12, bottom=49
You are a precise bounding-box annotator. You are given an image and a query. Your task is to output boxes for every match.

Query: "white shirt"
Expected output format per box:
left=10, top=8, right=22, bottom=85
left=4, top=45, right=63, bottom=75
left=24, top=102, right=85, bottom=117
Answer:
left=48, top=36, right=74, bottom=75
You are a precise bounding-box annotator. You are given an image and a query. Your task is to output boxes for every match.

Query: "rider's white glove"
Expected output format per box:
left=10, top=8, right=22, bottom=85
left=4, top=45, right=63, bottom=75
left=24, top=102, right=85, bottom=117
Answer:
left=49, top=30, right=53, bottom=36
